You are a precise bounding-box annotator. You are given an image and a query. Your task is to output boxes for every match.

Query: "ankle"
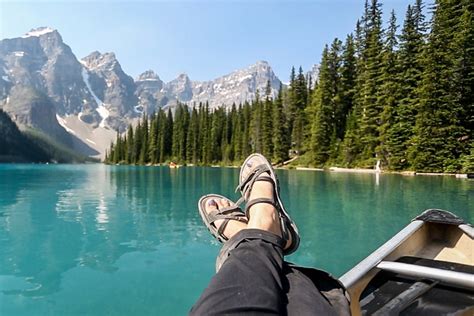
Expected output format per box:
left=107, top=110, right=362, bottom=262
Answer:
left=247, top=207, right=281, bottom=236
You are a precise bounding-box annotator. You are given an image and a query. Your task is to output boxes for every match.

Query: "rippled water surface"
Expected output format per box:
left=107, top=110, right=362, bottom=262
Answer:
left=0, top=164, right=472, bottom=315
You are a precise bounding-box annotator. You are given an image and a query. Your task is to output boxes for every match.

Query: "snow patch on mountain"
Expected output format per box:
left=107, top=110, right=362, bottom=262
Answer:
left=56, top=114, right=77, bottom=136
left=22, top=27, right=56, bottom=38
left=96, top=105, right=109, bottom=128
left=81, top=67, right=109, bottom=127
left=81, top=68, right=102, bottom=106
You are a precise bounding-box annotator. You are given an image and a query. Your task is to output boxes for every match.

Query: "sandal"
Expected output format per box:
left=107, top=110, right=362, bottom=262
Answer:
left=236, top=153, right=300, bottom=255
left=198, top=194, right=247, bottom=243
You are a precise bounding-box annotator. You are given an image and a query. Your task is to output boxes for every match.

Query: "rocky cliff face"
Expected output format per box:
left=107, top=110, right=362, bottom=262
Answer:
left=135, top=70, right=164, bottom=113
left=136, top=61, right=281, bottom=109
left=188, top=60, right=281, bottom=108
left=0, top=27, right=99, bottom=120
left=80, top=51, right=139, bottom=131
left=0, top=27, right=291, bottom=158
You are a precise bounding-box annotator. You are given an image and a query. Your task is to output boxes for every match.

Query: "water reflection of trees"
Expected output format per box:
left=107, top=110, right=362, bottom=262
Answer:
left=1, top=165, right=470, bottom=301
left=279, top=170, right=471, bottom=276
left=0, top=165, right=242, bottom=300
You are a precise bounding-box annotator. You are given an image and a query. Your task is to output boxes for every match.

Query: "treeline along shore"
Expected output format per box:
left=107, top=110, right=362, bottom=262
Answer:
left=105, top=0, right=473, bottom=173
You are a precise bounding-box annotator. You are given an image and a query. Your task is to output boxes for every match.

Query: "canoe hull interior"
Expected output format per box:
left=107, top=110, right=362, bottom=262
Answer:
left=340, top=209, right=473, bottom=315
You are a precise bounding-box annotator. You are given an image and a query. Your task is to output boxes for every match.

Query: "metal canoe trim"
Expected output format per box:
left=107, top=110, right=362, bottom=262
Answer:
left=339, top=220, right=424, bottom=289
left=376, top=261, right=474, bottom=290
left=459, top=224, right=474, bottom=239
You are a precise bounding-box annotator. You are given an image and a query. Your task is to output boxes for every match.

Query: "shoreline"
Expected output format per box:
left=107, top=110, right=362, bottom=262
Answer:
left=109, top=162, right=471, bottom=178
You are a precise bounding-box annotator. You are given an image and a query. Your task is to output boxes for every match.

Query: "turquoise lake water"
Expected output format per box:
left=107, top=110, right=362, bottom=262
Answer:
left=0, top=164, right=472, bottom=315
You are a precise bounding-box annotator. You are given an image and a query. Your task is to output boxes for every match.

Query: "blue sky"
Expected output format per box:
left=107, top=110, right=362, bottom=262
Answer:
left=0, top=0, right=429, bottom=82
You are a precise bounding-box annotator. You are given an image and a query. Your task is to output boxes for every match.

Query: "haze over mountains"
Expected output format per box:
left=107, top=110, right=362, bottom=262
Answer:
left=0, top=27, right=295, bottom=159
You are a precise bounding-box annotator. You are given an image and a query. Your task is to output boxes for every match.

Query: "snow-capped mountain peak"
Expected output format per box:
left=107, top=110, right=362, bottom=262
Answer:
left=22, top=26, right=57, bottom=38
left=1, top=27, right=287, bottom=159
left=136, top=70, right=161, bottom=82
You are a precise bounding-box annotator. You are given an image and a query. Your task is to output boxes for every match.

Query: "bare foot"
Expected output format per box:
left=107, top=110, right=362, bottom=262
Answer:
left=206, top=198, right=247, bottom=240
left=246, top=174, right=284, bottom=239
left=241, top=157, right=289, bottom=247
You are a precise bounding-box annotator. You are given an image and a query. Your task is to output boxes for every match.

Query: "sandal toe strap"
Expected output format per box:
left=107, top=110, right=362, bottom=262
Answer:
left=237, top=164, right=274, bottom=201
left=208, top=207, right=247, bottom=241
left=236, top=164, right=270, bottom=193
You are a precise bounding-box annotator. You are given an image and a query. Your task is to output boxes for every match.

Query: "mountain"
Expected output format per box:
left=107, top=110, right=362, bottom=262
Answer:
left=0, top=27, right=286, bottom=159
left=0, top=108, right=50, bottom=162
left=187, top=60, right=281, bottom=108
left=0, top=109, right=93, bottom=163
left=80, top=51, right=139, bottom=131
left=135, top=70, right=165, bottom=113
left=134, top=60, right=282, bottom=111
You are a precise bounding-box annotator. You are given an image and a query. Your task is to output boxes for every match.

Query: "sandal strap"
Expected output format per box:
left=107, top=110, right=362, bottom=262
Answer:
left=208, top=205, right=242, bottom=218
left=244, top=197, right=290, bottom=242
left=236, top=164, right=274, bottom=204
left=208, top=211, right=246, bottom=223
left=236, top=164, right=270, bottom=195
left=244, top=198, right=277, bottom=217
left=234, top=176, right=273, bottom=207
left=217, top=219, right=231, bottom=240
left=208, top=205, right=247, bottom=241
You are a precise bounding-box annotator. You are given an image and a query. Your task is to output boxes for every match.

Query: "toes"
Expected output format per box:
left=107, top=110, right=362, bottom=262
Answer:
left=216, top=198, right=225, bottom=209
left=206, top=198, right=218, bottom=213
left=221, top=198, right=230, bottom=207
left=243, top=156, right=265, bottom=178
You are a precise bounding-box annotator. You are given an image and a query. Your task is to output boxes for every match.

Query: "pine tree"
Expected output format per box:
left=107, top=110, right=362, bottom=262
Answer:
left=201, top=103, right=212, bottom=164
left=357, top=0, right=384, bottom=166
left=456, top=0, right=474, bottom=171
left=126, top=124, right=134, bottom=164
left=378, top=10, right=402, bottom=169
left=410, top=0, right=467, bottom=172
left=383, top=3, right=425, bottom=169
left=250, top=93, right=263, bottom=153
left=290, top=67, right=308, bottom=154
left=328, top=38, right=343, bottom=159
left=309, top=46, right=334, bottom=165
left=112, top=132, right=120, bottom=163
left=148, top=113, right=159, bottom=163
left=231, top=104, right=243, bottom=162
left=339, top=34, right=357, bottom=141
left=160, top=108, right=173, bottom=162
left=139, top=114, right=149, bottom=164
left=262, top=80, right=274, bottom=158
left=241, top=102, right=252, bottom=157
left=273, top=84, right=289, bottom=163
left=186, top=107, right=199, bottom=164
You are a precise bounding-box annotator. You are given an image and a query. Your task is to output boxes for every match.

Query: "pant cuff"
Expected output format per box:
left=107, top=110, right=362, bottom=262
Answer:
left=215, top=229, right=285, bottom=272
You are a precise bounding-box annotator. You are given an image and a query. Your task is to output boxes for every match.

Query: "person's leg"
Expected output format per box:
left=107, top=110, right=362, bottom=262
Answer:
left=284, top=265, right=347, bottom=316
left=190, top=229, right=287, bottom=315
left=191, top=154, right=349, bottom=315
left=191, top=170, right=288, bottom=315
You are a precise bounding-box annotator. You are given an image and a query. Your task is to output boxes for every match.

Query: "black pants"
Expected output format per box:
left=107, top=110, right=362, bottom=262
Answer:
left=190, top=229, right=350, bottom=315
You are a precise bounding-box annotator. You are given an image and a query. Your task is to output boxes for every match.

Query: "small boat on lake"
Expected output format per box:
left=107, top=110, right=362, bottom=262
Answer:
left=169, top=162, right=180, bottom=169
left=340, top=209, right=473, bottom=315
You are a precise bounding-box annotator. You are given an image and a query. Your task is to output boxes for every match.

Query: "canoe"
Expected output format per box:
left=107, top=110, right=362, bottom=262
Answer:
left=169, top=162, right=180, bottom=169
left=340, top=209, right=473, bottom=315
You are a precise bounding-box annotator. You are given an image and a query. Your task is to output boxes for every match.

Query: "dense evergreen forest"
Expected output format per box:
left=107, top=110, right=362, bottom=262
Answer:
left=0, top=109, right=51, bottom=162
left=0, top=109, right=96, bottom=163
left=106, top=0, right=473, bottom=173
